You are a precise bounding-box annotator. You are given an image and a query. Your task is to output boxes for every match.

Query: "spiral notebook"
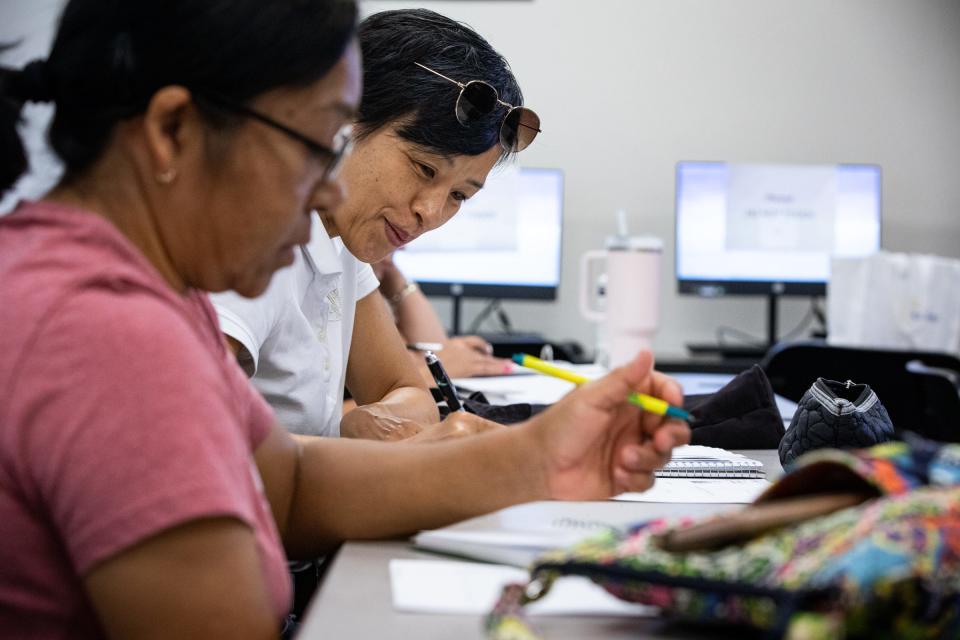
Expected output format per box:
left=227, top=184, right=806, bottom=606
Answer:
left=656, top=445, right=766, bottom=479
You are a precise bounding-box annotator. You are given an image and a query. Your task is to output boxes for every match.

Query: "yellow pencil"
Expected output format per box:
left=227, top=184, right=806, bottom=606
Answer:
left=511, top=353, right=692, bottom=422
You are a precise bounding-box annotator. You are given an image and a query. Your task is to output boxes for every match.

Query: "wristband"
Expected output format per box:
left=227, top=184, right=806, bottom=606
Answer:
left=388, top=281, right=418, bottom=306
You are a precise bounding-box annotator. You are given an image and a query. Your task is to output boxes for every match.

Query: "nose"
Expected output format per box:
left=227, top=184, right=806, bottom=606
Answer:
left=311, top=173, right=347, bottom=215
left=411, top=186, right=450, bottom=233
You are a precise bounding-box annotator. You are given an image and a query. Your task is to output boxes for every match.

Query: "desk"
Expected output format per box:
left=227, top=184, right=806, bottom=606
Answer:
left=299, top=450, right=783, bottom=639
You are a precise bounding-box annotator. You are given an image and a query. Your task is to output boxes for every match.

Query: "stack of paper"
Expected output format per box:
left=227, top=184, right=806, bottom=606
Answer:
left=413, top=502, right=622, bottom=568
left=413, top=494, right=757, bottom=570
left=413, top=528, right=586, bottom=568
left=390, top=559, right=657, bottom=616
left=615, top=478, right=770, bottom=504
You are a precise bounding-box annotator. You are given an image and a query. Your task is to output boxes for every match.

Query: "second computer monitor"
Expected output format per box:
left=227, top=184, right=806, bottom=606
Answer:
left=675, top=161, right=882, bottom=296
left=393, top=166, right=564, bottom=300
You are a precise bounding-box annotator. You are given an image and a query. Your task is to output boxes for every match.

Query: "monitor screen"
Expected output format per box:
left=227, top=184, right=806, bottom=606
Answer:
left=675, top=161, right=881, bottom=295
left=393, top=167, right=563, bottom=300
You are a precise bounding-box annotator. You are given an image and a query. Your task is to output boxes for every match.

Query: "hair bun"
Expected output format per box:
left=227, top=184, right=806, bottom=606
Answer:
left=10, top=59, right=54, bottom=103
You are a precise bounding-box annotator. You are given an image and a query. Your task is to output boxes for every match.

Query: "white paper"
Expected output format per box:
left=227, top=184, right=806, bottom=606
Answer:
left=669, top=445, right=753, bottom=460
left=390, top=559, right=657, bottom=617
left=669, top=373, right=735, bottom=396
left=453, top=364, right=608, bottom=404
left=414, top=528, right=590, bottom=567
left=414, top=501, right=668, bottom=567
left=615, top=478, right=770, bottom=504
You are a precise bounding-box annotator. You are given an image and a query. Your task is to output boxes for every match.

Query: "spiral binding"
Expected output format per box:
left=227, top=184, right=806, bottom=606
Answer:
left=655, top=458, right=765, bottom=479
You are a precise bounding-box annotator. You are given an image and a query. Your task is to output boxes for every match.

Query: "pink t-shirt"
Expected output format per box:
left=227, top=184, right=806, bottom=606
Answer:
left=0, top=201, right=292, bottom=637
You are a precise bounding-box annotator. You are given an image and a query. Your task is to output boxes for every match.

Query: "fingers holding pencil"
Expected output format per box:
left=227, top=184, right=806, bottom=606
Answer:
left=525, top=350, right=690, bottom=500
left=511, top=353, right=692, bottom=423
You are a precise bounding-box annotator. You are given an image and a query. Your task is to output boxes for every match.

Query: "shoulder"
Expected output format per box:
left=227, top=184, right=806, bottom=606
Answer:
left=8, top=284, right=268, bottom=480
left=24, top=285, right=227, bottom=398
left=210, top=265, right=299, bottom=368
left=1, top=205, right=222, bottom=398
left=6, top=289, right=273, bottom=577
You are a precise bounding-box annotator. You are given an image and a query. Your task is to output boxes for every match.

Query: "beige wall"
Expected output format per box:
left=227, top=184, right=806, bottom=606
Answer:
left=364, top=0, right=960, bottom=355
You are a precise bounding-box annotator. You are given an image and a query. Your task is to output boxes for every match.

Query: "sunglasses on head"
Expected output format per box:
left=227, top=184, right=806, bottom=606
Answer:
left=413, top=62, right=541, bottom=152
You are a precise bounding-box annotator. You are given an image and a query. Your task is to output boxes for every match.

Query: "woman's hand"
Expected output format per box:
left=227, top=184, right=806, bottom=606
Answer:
left=523, top=351, right=690, bottom=500
left=408, top=412, right=505, bottom=443
left=435, top=336, right=512, bottom=378
left=339, top=404, right=424, bottom=441
left=340, top=404, right=503, bottom=443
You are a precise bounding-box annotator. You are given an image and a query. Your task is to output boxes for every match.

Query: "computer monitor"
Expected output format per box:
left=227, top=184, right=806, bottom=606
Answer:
left=676, top=161, right=882, bottom=296
left=393, top=166, right=564, bottom=301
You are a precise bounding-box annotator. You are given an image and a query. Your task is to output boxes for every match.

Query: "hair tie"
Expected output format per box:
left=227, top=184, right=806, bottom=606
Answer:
left=12, top=59, right=54, bottom=104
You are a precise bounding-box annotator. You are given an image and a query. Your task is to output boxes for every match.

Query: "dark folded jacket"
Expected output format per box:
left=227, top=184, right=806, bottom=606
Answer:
left=684, top=365, right=785, bottom=449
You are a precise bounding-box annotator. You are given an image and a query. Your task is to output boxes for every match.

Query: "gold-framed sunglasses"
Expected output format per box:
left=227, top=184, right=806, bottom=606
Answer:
left=413, top=62, right=541, bottom=152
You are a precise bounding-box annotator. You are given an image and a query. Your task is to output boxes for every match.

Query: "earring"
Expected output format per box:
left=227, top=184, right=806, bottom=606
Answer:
left=155, top=168, right=177, bottom=185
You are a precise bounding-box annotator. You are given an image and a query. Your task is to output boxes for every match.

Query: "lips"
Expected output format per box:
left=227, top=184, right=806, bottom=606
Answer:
left=384, top=218, right=412, bottom=248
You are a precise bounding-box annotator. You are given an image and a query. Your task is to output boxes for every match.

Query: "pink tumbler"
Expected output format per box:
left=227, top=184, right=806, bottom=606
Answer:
left=579, top=236, right=663, bottom=367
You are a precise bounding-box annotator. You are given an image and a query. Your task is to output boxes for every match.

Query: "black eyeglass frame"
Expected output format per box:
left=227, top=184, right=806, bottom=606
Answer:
left=193, top=92, right=353, bottom=181
left=412, top=62, right=541, bottom=152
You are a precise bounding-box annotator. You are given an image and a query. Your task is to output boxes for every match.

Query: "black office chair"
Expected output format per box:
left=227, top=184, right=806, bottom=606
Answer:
left=761, top=340, right=960, bottom=442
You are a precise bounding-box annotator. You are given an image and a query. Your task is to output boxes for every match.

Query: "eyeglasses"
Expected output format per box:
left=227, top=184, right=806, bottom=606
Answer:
left=413, top=62, right=541, bottom=152
left=194, top=92, right=353, bottom=181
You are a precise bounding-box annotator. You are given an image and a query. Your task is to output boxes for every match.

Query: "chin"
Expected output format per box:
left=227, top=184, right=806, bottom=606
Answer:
left=356, top=237, right=394, bottom=265
left=366, top=247, right=393, bottom=265
left=231, top=272, right=274, bottom=299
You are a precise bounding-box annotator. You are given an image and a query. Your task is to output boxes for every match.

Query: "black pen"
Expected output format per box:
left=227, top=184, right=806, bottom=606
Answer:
left=424, top=351, right=464, bottom=412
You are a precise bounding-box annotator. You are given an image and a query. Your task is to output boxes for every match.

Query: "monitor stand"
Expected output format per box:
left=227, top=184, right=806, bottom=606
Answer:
left=449, top=285, right=464, bottom=336
left=685, top=292, right=781, bottom=360
left=449, top=296, right=547, bottom=351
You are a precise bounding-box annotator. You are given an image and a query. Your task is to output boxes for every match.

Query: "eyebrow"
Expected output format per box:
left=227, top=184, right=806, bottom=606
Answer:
left=409, top=147, right=485, bottom=191
left=437, top=156, right=485, bottom=190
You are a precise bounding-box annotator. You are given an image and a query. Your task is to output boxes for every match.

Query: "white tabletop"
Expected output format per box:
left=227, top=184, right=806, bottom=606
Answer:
left=298, top=450, right=784, bottom=640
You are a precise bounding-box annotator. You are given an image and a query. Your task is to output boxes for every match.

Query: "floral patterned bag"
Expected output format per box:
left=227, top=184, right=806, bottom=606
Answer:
left=487, top=437, right=960, bottom=640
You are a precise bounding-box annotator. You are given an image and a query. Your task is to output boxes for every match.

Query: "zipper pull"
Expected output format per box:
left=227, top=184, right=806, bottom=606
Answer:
left=845, top=379, right=854, bottom=389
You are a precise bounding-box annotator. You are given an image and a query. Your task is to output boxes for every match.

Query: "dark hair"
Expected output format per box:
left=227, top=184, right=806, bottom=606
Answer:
left=0, top=0, right=358, bottom=195
left=357, top=9, right=523, bottom=161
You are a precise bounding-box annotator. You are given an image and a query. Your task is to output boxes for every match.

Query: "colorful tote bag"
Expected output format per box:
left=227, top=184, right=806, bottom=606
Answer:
left=487, top=437, right=960, bottom=640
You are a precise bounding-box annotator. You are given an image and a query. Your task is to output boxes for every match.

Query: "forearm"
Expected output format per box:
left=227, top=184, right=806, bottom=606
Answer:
left=407, top=349, right=439, bottom=388
left=392, top=288, right=448, bottom=343
left=283, top=426, right=546, bottom=558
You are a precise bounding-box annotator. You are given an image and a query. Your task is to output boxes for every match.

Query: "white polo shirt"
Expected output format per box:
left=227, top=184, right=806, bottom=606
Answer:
left=211, top=213, right=379, bottom=436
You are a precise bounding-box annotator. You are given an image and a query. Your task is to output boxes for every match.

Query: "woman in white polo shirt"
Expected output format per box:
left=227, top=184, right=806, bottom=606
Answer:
left=211, top=9, right=541, bottom=440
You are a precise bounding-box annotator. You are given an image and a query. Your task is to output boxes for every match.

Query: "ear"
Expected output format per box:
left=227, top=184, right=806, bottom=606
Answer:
left=141, top=86, right=195, bottom=177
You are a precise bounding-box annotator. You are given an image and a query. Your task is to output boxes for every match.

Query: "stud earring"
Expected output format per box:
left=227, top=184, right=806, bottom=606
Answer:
left=155, top=168, right=177, bottom=185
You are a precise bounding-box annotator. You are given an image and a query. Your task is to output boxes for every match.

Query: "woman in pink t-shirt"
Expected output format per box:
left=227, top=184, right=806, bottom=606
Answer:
left=0, top=1, right=689, bottom=638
